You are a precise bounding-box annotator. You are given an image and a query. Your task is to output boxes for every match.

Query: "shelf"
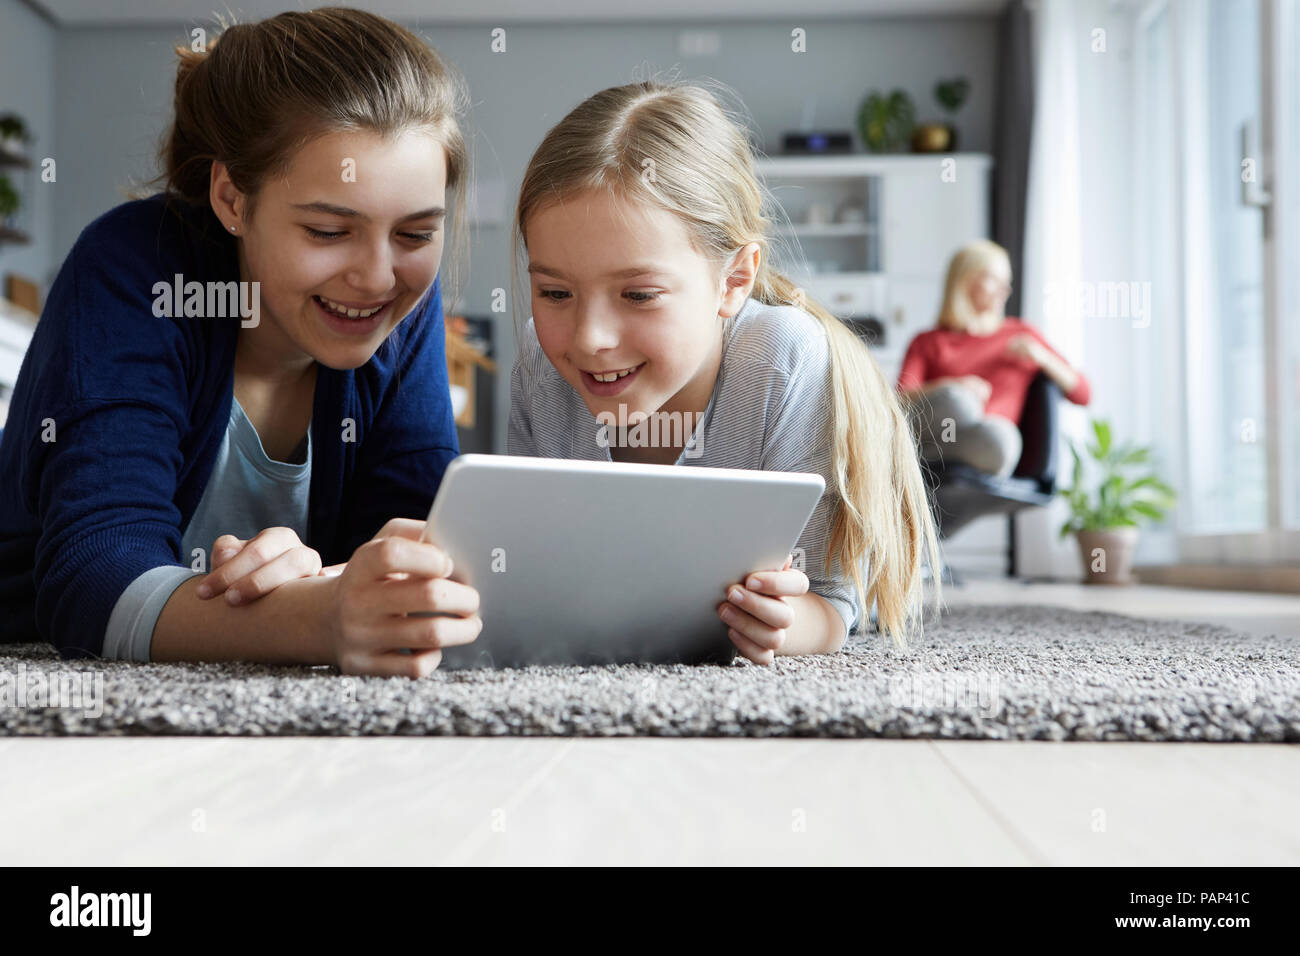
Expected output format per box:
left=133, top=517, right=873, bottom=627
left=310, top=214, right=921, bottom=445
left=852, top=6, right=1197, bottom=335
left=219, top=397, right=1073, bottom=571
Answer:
left=0, top=147, right=32, bottom=169
left=756, top=152, right=993, bottom=179
left=0, top=227, right=31, bottom=245
left=774, top=223, right=876, bottom=238
left=759, top=153, right=992, bottom=334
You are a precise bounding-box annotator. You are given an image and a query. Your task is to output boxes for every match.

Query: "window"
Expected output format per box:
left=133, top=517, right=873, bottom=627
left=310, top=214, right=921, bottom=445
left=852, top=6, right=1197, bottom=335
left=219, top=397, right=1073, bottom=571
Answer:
left=1133, top=0, right=1297, bottom=559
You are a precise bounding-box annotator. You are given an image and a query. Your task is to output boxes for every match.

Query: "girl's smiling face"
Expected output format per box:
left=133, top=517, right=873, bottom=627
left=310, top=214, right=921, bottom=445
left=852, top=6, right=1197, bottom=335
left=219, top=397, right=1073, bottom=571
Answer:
left=525, top=188, right=745, bottom=422
left=214, top=127, right=448, bottom=372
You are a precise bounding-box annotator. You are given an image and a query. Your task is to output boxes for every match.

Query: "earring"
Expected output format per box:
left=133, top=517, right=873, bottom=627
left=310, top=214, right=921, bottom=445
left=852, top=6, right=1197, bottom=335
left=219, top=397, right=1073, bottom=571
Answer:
left=229, top=225, right=237, bottom=233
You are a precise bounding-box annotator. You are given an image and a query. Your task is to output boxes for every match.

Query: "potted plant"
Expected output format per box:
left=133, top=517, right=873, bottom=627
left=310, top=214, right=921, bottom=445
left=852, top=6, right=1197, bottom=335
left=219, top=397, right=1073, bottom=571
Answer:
left=0, top=174, right=19, bottom=228
left=857, top=89, right=915, bottom=153
left=0, top=114, right=30, bottom=157
left=913, top=77, right=969, bottom=153
left=1057, top=419, right=1177, bottom=585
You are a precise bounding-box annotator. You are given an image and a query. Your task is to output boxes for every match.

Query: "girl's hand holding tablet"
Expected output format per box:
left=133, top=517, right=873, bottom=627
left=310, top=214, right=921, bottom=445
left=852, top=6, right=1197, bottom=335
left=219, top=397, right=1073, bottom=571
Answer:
left=718, top=554, right=809, bottom=666
left=324, top=518, right=483, bottom=678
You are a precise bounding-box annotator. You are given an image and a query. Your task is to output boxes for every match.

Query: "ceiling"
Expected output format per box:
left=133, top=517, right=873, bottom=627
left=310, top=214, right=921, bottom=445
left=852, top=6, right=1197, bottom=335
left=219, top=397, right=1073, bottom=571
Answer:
left=27, top=0, right=1008, bottom=27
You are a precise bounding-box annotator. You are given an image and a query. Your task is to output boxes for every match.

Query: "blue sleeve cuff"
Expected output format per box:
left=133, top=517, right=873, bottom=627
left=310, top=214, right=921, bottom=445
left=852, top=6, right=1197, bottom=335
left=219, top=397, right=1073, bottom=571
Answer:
left=102, top=565, right=200, bottom=662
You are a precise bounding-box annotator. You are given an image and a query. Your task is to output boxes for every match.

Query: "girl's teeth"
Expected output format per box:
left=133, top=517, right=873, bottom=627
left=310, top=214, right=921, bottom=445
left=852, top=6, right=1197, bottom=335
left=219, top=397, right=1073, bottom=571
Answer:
left=317, top=296, right=384, bottom=318
left=592, top=367, right=637, bottom=383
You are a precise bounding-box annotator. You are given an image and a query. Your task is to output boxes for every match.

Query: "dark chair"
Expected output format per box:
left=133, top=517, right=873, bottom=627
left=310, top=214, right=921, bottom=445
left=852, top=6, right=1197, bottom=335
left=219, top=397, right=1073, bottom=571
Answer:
left=920, top=373, right=1061, bottom=579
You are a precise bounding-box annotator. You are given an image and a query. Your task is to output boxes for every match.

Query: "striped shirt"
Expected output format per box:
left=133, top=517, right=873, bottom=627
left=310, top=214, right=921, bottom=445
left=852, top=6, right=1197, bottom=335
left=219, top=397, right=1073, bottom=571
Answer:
left=507, top=296, right=861, bottom=637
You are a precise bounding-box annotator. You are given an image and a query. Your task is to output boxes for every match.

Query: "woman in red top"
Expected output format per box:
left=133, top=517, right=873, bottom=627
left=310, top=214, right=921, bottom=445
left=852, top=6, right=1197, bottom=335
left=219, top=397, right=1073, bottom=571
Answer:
left=897, top=239, right=1091, bottom=477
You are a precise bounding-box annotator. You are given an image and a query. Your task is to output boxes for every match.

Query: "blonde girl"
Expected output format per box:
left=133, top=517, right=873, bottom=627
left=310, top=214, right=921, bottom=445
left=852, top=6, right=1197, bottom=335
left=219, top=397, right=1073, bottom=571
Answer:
left=508, top=80, right=942, bottom=663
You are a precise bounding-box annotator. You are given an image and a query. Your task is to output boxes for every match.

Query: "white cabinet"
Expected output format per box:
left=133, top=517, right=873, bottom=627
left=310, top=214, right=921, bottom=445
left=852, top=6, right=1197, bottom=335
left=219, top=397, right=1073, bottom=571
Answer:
left=880, top=159, right=990, bottom=278
left=756, top=153, right=1002, bottom=572
left=755, top=154, right=992, bottom=359
left=812, top=273, right=888, bottom=317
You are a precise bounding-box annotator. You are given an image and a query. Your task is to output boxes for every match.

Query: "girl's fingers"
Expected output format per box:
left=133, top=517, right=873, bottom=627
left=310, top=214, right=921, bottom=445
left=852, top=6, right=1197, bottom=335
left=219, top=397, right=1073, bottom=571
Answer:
left=199, top=534, right=285, bottom=598
left=223, top=547, right=323, bottom=605
left=387, top=612, right=484, bottom=650
left=198, top=528, right=297, bottom=598
left=196, top=534, right=247, bottom=597
left=354, top=535, right=453, bottom=580
left=718, top=599, right=786, bottom=650
left=338, top=647, right=443, bottom=679
left=724, top=585, right=796, bottom=630
left=355, top=575, right=481, bottom=616
left=368, top=517, right=428, bottom=543
left=741, top=569, right=809, bottom=598
left=210, top=535, right=246, bottom=570
left=727, top=627, right=775, bottom=665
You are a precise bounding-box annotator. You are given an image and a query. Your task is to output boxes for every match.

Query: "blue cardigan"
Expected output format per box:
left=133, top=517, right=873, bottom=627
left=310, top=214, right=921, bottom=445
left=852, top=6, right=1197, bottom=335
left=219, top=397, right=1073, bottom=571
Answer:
left=0, top=193, right=460, bottom=658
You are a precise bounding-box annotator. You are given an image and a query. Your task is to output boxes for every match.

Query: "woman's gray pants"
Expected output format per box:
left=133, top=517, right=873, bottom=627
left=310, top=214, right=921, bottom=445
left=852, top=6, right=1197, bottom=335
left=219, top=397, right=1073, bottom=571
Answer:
left=903, top=384, right=1023, bottom=478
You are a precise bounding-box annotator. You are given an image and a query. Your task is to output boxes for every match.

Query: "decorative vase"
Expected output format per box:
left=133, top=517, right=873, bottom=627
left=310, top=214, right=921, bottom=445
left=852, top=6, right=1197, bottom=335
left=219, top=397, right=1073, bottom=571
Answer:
left=1075, top=527, right=1139, bottom=585
left=911, top=123, right=952, bottom=153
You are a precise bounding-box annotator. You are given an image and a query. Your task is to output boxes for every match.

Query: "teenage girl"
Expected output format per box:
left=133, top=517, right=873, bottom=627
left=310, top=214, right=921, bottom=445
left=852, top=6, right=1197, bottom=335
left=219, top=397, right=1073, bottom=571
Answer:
left=508, top=81, right=942, bottom=664
left=0, top=8, right=481, bottom=676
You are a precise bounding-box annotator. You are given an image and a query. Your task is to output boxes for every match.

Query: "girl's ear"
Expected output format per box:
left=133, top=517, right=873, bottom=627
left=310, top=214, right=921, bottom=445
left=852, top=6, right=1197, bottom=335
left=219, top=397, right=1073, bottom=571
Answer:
left=718, top=242, right=761, bottom=318
left=209, top=161, right=246, bottom=233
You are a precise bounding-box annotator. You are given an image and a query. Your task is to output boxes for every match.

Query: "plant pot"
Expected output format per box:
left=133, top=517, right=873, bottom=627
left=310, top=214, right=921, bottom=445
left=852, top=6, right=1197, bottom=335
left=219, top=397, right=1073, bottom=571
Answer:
left=911, top=123, right=952, bottom=153
left=1075, top=527, right=1139, bottom=585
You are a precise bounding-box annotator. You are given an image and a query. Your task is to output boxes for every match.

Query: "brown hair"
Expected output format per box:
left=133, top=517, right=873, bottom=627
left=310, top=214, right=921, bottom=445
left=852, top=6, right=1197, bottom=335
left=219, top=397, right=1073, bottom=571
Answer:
left=513, top=80, right=942, bottom=648
left=136, top=6, right=471, bottom=307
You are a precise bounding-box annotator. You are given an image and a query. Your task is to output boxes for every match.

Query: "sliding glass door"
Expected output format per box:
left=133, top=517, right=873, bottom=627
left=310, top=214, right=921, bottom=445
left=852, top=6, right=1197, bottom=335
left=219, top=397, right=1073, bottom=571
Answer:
left=1136, top=0, right=1298, bottom=562
left=1193, top=0, right=1266, bottom=533
left=1280, top=0, right=1300, bottom=536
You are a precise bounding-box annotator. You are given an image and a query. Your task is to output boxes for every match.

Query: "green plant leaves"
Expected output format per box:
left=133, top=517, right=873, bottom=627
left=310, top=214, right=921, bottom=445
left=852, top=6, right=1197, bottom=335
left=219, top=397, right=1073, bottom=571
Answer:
left=1092, top=419, right=1112, bottom=457
left=0, top=174, right=19, bottom=219
left=1057, top=418, right=1177, bottom=536
left=935, top=78, right=970, bottom=114
left=857, top=89, right=916, bottom=153
left=1131, top=501, right=1166, bottom=520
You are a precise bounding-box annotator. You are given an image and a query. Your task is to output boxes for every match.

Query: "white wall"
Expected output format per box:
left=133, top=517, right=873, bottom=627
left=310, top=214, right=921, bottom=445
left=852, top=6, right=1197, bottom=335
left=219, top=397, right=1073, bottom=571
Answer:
left=0, top=0, right=57, bottom=298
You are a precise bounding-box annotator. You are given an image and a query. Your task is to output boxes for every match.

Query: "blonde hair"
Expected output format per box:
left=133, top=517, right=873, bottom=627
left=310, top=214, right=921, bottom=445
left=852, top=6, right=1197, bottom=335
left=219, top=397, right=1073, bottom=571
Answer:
left=937, top=239, right=1013, bottom=332
left=512, top=80, right=942, bottom=648
left=136, top=6, right=472, bottom=311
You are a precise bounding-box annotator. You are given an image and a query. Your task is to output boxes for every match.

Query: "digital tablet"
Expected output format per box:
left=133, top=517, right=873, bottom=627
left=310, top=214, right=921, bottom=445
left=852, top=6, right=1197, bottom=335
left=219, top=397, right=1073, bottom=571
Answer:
left=417, top=454, right=825, bottom=669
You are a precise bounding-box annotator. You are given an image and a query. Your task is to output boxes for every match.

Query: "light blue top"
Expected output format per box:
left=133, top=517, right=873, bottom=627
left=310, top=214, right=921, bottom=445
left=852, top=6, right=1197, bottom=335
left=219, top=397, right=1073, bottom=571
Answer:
left=101, top=398, right=312, bottom=661
left=508, top=296, right=861, bottom=637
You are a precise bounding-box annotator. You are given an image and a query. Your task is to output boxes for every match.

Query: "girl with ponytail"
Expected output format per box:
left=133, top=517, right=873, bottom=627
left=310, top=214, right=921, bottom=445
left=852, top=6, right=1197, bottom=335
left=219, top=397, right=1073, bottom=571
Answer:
left=0, top=8, right=482, bottom=675
left=509, top=80, right=943, bottom=662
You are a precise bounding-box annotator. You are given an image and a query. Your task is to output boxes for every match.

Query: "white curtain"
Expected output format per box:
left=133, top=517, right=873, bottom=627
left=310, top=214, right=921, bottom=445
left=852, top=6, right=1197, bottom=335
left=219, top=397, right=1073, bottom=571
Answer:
left=1017, top=0, right=1090, bottom=579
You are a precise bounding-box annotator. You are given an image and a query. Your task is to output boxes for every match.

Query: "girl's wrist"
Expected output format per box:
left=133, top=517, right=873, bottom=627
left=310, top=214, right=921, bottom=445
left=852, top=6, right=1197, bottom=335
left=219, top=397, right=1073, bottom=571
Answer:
left=776, top=591, right=847, bottom=656
left=316, top=573, right=346, bottom=667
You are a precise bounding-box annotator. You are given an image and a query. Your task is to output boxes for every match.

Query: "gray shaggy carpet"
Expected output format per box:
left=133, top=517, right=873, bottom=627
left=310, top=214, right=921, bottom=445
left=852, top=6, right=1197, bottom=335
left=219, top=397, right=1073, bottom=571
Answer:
left=1, top=604, right=1296, bottom=740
